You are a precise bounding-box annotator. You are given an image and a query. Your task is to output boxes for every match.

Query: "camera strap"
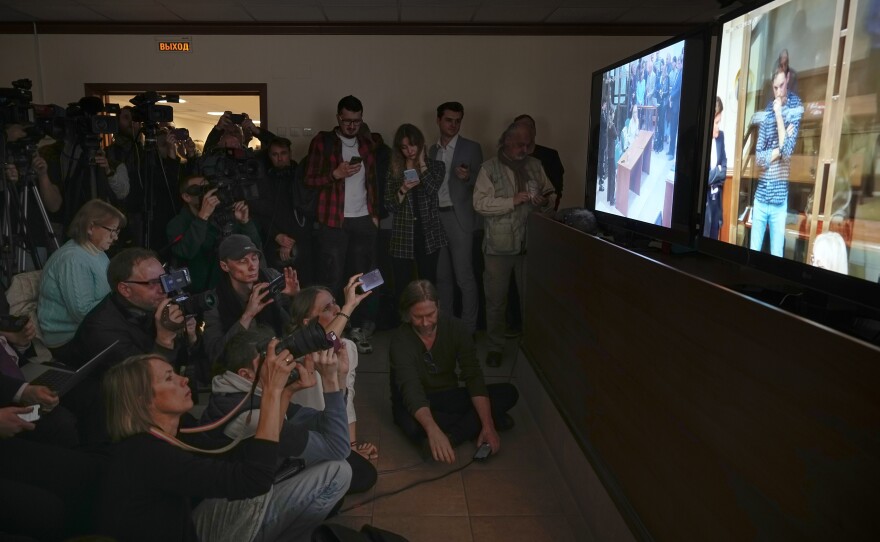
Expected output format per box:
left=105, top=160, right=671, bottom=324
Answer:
left=147, top=389, right=257, bottom=455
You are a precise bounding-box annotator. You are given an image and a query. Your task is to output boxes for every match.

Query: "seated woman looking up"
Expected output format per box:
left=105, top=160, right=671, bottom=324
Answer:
left=38, top=199, right=126, bottom=358
left=95, top=345, right=345, bottom=542
left=288, top=274, right=378, bottom=461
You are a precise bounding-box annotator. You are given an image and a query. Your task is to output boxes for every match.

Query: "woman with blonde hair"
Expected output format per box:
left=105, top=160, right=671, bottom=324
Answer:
left=810, top=232, right=849, bottom=275
left=96, top=347, right=349, bottom=542
left=38, top=199, right=126, bottom=356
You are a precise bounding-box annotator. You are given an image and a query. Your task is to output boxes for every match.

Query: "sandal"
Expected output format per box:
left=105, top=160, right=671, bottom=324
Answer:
left=351, top=440, right=379, bottom=460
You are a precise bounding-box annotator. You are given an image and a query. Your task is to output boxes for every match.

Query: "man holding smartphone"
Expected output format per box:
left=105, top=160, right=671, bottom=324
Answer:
left=201, top=235, right=299, bottom=365
left=473, top=123, right=556, bottom=368
left=304, top=96, right=379, bottom=352
left=428, top=102, right=484, bottom=334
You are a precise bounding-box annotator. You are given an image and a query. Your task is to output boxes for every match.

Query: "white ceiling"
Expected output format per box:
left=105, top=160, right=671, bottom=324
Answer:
left=0, top=0, right=728, bottom=26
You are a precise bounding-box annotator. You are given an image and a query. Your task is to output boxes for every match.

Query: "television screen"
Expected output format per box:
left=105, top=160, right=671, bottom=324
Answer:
left=586, top=31, right=710, bottom=245
left=700, top=0, right=880, bottom=305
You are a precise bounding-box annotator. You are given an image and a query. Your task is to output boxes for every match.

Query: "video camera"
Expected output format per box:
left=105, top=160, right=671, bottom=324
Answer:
left=160, top=267, right=217, bottom=317
left=198, top=147, right=263, bottom=207
left=130, top=91, right=176, bottom=125
left=256, top=321, right=341, bottom=383
left=1, top=79, right=66, bottom=173
left=0, top=79, right=35, bottom=126
left=64, top=96, right=120, bottom=139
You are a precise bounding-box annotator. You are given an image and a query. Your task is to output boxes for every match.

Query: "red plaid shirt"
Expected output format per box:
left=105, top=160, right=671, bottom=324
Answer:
left=304, top=129, right=378, bottom=228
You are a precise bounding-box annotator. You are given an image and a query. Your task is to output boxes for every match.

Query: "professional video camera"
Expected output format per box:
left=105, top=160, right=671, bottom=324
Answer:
left=160, top=267, right=217, bottom=321
left=256, top=321, right=341, bottom=383
left=198, top=147, right=263, bottom=207
left=0, top=79, right=34, bottom=126
left=129, top=90, right=176, bottom=125
left=64, top=96, right=119, bottom=138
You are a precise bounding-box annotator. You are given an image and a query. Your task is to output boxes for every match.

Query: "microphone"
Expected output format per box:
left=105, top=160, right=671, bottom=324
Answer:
left=157, top=234, right=184, bottom=257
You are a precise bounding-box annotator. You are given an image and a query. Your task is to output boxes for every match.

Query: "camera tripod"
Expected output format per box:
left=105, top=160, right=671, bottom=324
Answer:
left=140, top=122, right=178, bottom=250
left=0, top=146, right=61, bottom=288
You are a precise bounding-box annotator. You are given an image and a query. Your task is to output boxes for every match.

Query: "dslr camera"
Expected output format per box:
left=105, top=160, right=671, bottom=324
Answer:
left=257, top=321, right=341, bottom=383
left=198, top=147, right=263, bottom=207
left=160, top=268, right=217, bottom=319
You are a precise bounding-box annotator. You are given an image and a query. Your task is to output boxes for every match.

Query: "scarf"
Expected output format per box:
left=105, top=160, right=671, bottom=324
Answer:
left=497, top=149, right=530, bottom=193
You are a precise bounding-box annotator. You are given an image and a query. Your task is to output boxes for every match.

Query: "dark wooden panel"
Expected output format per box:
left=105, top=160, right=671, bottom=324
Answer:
left=522, top=214, right=880, bottom=541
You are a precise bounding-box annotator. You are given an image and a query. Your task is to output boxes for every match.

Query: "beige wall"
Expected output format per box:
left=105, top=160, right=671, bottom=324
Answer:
left=0, top=32, right=664, bottom=209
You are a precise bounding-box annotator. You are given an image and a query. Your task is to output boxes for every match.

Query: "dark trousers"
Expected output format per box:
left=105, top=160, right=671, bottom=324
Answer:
left=392, top=383, right=519, bottom=445
left=704, top=188, right=723, bottom=240
left=0, top=438, right=103, bottom=541
left=346, top=449, right=377, bottom=494
left=391, top=246, right=440, bottom=309
left=317, top=216, right=377, bottom=326
left=607, top=152, right=617, bottom=203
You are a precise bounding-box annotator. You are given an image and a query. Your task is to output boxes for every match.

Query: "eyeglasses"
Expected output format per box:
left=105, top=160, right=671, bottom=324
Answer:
left=338, top=118, right=363, bottom=127
left=95, top=224, right=121, bottom=236
left=423, top=350, right=439, bottom=375
left=122, top=278, right=163, bottom=287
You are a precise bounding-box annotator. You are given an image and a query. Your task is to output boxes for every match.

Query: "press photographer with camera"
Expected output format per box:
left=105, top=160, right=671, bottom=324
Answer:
left=196, top=328, right=359, bottom=536
left=167, top=175, right=261, bottom=293
left=94, top=341, right=324, bottom=542
left=203, top=111, right=275, bottom=154
left=202, top=235, right=299, bottom=366
left=68, top=248, right=192, bottom=372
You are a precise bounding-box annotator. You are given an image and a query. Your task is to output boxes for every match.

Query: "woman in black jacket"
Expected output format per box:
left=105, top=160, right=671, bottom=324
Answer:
left=95, top=345, right=347, bottom=542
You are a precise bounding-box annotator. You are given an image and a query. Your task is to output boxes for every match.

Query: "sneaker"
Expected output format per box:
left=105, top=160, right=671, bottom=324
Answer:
left=349, top=327, right=373, bottom=354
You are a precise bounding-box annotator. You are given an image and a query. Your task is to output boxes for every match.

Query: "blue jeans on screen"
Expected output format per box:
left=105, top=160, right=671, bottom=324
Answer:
left=749, top=198, right=786, bottom=257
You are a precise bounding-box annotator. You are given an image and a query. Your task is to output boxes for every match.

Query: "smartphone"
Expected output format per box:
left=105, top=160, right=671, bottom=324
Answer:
left=326, top=330, right=343, bottom=353
left=264, top=274, right=286, bottom=296
left=460, top=163, right=469, bottom=170
left=348, top=156, right=363, bottom=166
left=171, top=127, right=189, bottom=140
left=404, top=169, right=419, bottom=182
left=473, top=442, right=492, bottom=461
left=356, top=269, right=384, bottom=294
left=229, top=113, right=245, bottom=124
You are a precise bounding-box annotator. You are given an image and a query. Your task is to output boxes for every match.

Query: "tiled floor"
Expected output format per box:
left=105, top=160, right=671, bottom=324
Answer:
left=324, top=330, right=586, bottom=542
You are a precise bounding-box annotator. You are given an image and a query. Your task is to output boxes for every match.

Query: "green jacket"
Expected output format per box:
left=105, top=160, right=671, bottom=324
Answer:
left=166, top=207, right=261, bottom=292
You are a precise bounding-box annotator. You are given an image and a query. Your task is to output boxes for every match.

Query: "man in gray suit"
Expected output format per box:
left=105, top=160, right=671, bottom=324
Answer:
left=428, top=102, right=484, bottom=334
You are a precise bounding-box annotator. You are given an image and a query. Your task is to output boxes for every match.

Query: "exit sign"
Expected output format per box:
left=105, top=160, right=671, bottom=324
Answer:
left=156, top=37, right=192, bottom=53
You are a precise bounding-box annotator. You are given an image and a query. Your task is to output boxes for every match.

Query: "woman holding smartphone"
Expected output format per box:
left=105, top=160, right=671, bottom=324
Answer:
left=384, top=124, right=447, bottom=306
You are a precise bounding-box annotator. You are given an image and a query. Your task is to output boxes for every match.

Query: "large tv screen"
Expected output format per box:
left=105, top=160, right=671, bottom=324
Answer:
left=699, top=0, right=880, bottom=307
left=586, top=31, right=711, bottom=245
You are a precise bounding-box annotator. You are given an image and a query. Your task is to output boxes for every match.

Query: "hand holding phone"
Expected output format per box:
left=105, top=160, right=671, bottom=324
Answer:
left=404, top=168, right=419, bottom=183
left=356, top=269, right=384, bottom=295
left=348, top=156, right=363, bottom=166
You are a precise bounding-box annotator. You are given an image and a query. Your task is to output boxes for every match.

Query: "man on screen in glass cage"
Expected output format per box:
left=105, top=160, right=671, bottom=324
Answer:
left=750, top=61, right=803, bottom=257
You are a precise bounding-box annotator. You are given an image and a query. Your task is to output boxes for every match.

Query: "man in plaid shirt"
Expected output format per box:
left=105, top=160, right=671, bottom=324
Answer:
left=304, top=95, right=379, bottom=349
left=750, top=65, right=803, bottom=257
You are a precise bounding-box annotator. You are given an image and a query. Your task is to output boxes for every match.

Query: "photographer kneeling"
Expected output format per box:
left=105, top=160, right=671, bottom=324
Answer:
left=203, top=235, right=298, bottom=366
left=167, top=175, right=262, bottom=293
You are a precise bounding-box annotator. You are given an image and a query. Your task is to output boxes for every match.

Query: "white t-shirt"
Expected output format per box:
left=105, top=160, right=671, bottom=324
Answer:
left=340, top=134, right=369, bottom=218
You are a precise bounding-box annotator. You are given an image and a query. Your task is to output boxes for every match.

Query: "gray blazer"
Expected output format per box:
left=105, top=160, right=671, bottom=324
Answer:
left=429, top=135, right=484, bottom=232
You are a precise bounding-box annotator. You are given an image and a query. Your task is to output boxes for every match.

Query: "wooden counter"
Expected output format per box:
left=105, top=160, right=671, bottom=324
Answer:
left=522, top=214, right=880, bottom=541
